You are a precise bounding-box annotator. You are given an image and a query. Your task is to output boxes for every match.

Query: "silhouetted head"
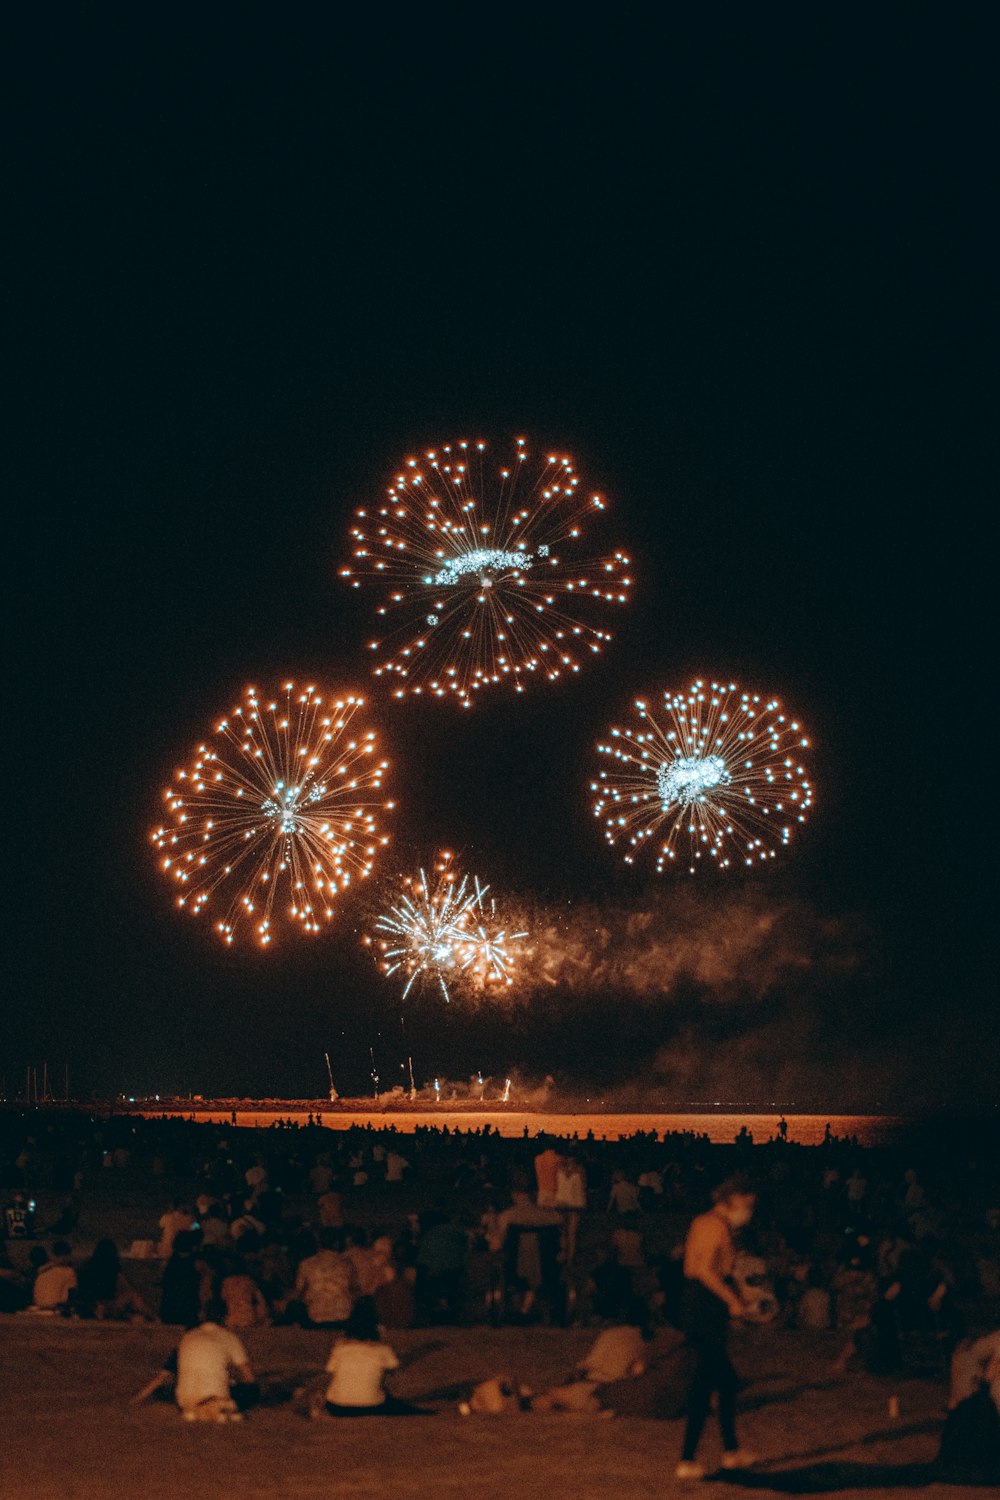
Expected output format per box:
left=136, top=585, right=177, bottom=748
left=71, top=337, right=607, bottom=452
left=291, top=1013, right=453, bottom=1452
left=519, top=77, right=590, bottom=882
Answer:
left=344, top=1297, right=381, bottom=1342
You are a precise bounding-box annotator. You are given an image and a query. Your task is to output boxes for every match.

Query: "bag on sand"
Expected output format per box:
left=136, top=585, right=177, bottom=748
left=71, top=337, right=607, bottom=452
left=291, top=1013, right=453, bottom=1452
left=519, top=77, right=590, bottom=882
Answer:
left=467, top=1377, right=530, bottom=1414
left=530, top=1381, right=602, bottom=1414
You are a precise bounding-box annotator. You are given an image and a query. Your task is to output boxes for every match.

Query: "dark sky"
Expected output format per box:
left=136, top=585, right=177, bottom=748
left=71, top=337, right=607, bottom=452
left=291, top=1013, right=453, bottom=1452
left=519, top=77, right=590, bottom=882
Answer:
left=8, top=6, right=994, bottom=1106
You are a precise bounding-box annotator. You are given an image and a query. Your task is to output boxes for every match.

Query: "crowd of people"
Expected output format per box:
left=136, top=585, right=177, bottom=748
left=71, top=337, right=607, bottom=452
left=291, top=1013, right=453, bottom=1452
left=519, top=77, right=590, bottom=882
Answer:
left=1, top=1107, right=998, bottom=1479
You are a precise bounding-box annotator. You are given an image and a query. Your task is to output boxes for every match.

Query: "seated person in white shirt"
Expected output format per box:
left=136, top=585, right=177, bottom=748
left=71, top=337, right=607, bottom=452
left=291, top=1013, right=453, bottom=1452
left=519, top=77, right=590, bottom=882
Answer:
left=175, top=1300, right=257, bottom=1422
left=323, top=1298, right=429, bottom=1416
left=31, top=1242, right=78, bottom=1313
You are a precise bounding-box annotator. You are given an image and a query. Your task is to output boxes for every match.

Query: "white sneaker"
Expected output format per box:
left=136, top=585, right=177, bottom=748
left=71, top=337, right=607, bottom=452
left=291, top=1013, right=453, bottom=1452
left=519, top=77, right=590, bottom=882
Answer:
left=720, top=1450, right=758, bottom=1470
left=674, top=1460, right=705, bottom=1480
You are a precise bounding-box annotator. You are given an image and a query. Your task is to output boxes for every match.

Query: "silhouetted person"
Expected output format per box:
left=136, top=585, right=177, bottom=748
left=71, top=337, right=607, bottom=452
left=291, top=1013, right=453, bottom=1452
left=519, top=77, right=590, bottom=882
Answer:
left=323, top=1298, right=429, bottom=1416
left=160, top=1230, right=202, bottom=1327
left=676, top=1177, right=759, bottom=1481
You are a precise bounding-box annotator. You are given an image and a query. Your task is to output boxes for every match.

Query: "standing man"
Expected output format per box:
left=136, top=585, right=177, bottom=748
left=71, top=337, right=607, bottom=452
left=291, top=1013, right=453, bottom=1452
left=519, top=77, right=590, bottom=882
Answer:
left=533, top=1138, right=561, bottom=1208
left=675, top=1176, right=759, bottom=1481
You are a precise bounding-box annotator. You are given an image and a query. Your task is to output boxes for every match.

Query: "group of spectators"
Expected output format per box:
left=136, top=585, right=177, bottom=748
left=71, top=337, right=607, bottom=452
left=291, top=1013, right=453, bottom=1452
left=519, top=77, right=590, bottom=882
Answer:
left=1, top=1107, right=999, bottom=1475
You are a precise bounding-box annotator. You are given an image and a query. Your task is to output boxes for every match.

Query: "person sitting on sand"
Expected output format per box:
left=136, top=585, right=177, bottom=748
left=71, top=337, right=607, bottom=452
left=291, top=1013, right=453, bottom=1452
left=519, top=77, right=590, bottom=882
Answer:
left=578, top=1298, right=652, bottom=1382
left=220, top=1256, right=270, bottom=1328
left=30, top=1242, right=77, bottom=1313
left=76, top=1238, right=151, bottom=1321
left=938, top=1372, right=1000, bottom=1485
left=949, top=1324, right=1000, bottom=1413
left=159, top=1230, right=202, bottom=1327
left=322, top=1297, right=429, bottom=1416
left=527, top=1308, right=691, bottom=1421
left=175, top=1298, right=257, bottom=1422
left=0, top=1247, right=30, bottom=1313
left=593, top=1323, right=693, bottom=1420
left=293, top=1229, right=358, bottom=1328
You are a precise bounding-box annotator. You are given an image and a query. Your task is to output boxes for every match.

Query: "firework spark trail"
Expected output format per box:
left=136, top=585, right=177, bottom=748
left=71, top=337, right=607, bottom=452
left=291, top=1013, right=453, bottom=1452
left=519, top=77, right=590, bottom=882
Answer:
left=152, top=683, right=393, bottom=946
left=592, top=679, right=813, bottom=873
left=340, top=438, right=631, bottom=706
left=372, top=853, right=527, bottom=1002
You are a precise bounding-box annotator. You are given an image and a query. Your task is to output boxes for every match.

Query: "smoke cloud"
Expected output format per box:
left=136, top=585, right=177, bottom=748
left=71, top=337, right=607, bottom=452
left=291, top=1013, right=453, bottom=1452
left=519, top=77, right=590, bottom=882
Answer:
left=471, top=886, right=901, bottom=1106
left=506, top=885, right=865, bottom=1004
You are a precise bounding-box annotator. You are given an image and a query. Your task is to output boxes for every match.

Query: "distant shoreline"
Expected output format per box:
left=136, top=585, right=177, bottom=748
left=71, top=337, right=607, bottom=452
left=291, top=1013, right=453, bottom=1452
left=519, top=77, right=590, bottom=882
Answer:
left=4, top=1098, right=992, bottom=1145
left=116, top=1102, right=914, bottom=1146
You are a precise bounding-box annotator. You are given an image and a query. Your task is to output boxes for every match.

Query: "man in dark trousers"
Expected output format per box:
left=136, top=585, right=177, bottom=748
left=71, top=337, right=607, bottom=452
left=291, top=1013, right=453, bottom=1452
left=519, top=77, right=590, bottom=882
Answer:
left=675, top=1175, right=759, bottom=1481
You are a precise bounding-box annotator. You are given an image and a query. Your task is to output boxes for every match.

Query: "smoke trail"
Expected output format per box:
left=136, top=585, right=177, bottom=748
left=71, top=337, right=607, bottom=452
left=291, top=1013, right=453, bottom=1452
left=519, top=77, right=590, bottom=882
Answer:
left=502, top=885, right=864, bottom=1004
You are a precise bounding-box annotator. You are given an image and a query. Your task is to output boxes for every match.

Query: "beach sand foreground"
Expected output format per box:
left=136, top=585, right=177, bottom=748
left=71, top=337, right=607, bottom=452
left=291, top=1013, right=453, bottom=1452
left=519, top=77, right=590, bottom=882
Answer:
left=0, top=1319, right=967, bottom=1500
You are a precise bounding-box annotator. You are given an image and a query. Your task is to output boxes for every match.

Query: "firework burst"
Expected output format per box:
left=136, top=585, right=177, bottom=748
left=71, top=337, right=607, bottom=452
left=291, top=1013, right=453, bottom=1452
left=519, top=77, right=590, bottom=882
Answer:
left=371, top=852, right=526, bottom=1001
left=340, top=437, right=631, bottom=706
left=152, top=683, right=393, bottom=946
left=592, top=679, right=813, bottom=873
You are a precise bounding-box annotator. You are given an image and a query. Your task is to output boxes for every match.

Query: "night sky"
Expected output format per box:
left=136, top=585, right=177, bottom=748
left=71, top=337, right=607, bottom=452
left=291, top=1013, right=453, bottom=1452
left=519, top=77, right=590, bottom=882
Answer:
left=9, top=7, right=993, bottom=1107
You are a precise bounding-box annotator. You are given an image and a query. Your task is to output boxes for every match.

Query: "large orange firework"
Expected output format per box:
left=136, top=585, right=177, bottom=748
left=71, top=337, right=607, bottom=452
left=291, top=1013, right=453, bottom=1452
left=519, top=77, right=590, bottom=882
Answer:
left=152, top=682, right=393, bottom=946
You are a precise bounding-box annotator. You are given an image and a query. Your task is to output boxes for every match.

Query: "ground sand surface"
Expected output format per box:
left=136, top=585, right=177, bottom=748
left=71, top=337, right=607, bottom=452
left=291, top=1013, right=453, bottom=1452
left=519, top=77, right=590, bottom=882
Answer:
left=0, top=1319, right=975, bottom=1500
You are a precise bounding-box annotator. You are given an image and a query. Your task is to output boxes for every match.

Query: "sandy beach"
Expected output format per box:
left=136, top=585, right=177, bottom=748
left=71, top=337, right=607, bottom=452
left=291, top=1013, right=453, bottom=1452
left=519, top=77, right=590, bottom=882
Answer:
left=0, top=1317, right=967, bottom=1500
left=3, top=1113, right=988, bottom=1500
